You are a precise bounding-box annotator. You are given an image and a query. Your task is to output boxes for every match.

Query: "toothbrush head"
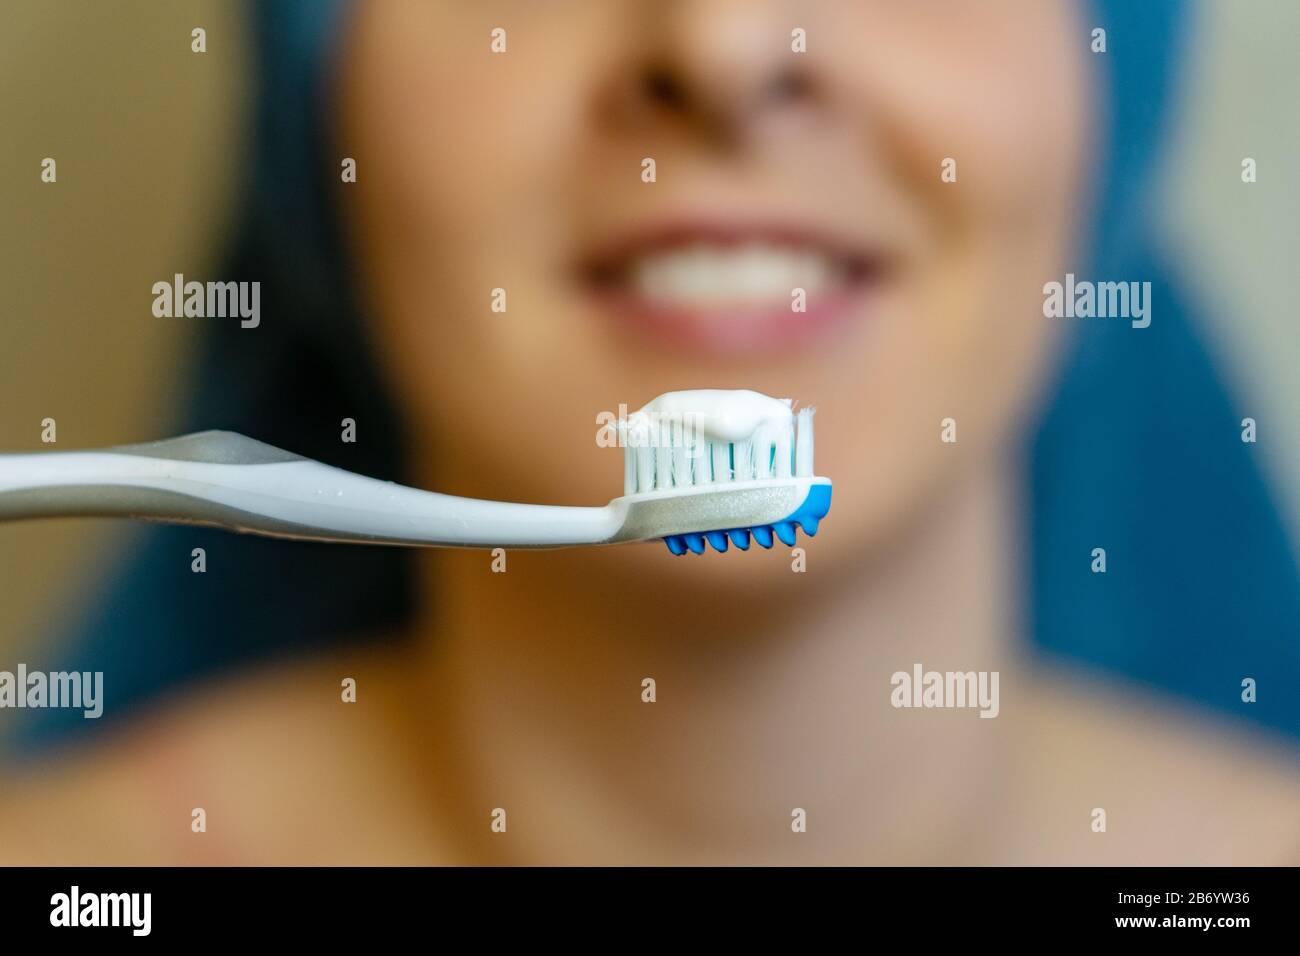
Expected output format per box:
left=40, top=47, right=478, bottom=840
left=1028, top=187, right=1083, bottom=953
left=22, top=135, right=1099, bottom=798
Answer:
left=608, top=391, right=831, bottom=554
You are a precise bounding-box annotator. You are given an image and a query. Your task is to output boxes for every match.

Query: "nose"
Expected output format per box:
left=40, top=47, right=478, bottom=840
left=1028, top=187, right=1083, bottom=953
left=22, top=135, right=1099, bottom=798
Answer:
left=602, top=0, right=823, bottom=146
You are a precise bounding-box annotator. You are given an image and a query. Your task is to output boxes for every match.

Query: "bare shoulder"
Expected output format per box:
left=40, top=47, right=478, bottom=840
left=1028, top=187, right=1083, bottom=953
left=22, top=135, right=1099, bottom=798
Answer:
left=994, top=666, right=1300, bottom=864
left=0, top=642, right=446, bottom=864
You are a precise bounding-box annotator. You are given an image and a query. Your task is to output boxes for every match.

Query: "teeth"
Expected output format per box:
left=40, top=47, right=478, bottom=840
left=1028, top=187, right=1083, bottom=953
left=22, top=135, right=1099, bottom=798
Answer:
left=631, top=244, right=838, bottom=308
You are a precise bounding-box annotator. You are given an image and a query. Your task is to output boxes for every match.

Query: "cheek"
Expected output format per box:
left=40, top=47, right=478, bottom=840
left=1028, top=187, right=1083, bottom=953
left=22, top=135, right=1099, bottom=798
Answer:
left=924, top=6, right=1087, bottom=430
left=339, top=4, right=620, bottom=486
left=808, top=3, right=1087, bottom=545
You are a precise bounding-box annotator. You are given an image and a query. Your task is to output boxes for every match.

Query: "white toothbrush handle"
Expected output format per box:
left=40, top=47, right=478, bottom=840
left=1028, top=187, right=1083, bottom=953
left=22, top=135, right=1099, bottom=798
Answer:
left=0, top=432, right=622, bottom=548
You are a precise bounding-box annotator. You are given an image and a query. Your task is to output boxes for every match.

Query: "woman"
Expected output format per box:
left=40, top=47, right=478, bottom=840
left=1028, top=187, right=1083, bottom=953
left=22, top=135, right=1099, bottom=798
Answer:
left=4, top=0, right=1299, bottom=864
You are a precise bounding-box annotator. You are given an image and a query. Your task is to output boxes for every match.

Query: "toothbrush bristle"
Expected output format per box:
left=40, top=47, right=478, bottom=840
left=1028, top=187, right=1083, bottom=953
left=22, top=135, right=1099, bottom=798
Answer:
left=795, top=407, right=814, bottom=477
left=662, top=506, right=825, bottom=556
left=622, top=406, right=814, bottom=495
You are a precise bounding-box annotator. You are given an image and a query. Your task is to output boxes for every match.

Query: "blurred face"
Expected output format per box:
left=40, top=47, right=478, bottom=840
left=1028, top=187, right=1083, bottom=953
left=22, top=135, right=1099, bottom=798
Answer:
left=337, top=0, right=1089, bottom=577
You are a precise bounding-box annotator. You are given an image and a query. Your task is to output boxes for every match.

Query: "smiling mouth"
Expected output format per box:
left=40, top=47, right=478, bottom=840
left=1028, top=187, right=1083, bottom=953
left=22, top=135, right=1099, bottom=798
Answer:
left=577, top=223, right=891, bottom=355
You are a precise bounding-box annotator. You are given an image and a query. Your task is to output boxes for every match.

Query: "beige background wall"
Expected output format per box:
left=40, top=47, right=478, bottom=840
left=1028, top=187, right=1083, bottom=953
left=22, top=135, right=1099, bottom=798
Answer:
left=2, top=1, right=1298, bottom=660
left=1, top=1, right=246, bottom=656
left=1159, top=0, right=1300, bottom=530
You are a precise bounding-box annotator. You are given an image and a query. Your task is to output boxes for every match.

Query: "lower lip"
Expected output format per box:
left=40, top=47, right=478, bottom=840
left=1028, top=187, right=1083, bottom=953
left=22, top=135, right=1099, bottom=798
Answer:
left=586, top=285, right=874, bottom=356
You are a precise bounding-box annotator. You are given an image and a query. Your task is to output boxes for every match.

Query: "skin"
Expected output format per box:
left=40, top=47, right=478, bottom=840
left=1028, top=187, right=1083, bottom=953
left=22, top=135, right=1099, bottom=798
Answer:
left=4, top=0, right=1299, bottom=863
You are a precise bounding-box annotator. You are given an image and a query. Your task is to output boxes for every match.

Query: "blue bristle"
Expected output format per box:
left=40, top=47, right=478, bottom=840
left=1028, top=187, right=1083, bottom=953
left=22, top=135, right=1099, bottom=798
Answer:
left=658, top=484, right=832, bottom=556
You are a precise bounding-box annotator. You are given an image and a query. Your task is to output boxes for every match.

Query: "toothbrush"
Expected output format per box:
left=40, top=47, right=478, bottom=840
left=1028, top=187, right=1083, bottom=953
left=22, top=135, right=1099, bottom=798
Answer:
left=0, top=390, right=831, bottom=554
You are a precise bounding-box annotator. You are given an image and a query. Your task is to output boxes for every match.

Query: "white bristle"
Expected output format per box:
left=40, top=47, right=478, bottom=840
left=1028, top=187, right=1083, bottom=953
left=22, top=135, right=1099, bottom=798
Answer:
left=689, top=427, right=712, bottom=485
left=733, top=440, right=754, bottom=481
left=619, top=399, right=815, bottom=495
left=795, top=407, right=815, bottom=477
left=775, top=424, right=793, bottom=478
left=697, top=441, right=714, bottom=483
left=754, top=426, right=773, bottom=480
left=641, top=416, right=656, bottom=489
left=655, top=437, right=671, bottom=489
left=670, top=420, right=688, bottom=487
left=712, top=442, right=730, bottom=482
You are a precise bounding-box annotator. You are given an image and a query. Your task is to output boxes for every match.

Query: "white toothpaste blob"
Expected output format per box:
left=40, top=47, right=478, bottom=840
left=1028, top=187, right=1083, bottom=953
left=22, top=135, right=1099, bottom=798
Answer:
left=635, top=389, right=793, bottom=443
